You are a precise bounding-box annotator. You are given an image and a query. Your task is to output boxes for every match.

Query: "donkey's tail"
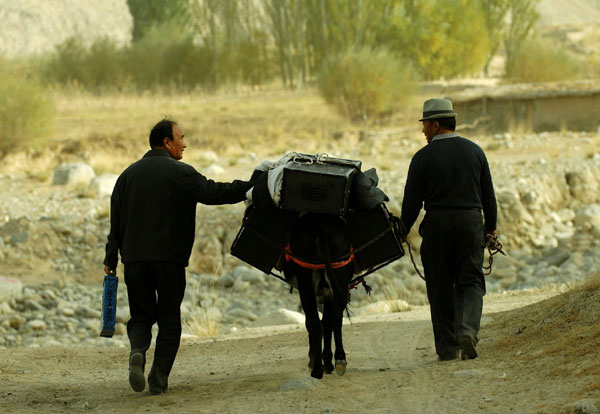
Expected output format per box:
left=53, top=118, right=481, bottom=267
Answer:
left=319, top=236, right=350, bottom=315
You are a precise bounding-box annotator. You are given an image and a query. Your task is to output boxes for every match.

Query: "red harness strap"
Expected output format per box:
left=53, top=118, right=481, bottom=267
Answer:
left=285, top=245, right=354, bottom=270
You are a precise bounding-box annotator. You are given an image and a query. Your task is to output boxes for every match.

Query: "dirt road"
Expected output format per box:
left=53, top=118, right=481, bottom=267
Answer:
left=3, top=291, right=580, bottom=414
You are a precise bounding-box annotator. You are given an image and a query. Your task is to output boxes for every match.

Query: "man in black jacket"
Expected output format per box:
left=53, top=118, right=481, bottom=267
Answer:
left=400, top=99, right=497, bottom=362
left=103, top=118, right=254, bottom=394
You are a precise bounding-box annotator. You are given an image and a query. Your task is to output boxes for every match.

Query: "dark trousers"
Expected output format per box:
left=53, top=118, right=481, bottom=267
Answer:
left=124, top=261, right=186, bottom=389
left=419, top=209, right=485, bottom=358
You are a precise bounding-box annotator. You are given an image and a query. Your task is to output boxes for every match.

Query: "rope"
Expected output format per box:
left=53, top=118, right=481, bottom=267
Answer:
left=348, top=277, right=372, bottom=295
left=482, top=233, right=506, bottom=275
left=404, top=238, right=426, bottom=281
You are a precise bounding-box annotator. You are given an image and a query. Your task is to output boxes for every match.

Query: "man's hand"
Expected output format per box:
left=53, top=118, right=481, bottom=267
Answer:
left=391, top=215, right=407, bottom=242
left=484, top=230, right=506, bottom=255
left=486, top=230, right=498, bottom=241
left=104, top=265, right=116, bottom=276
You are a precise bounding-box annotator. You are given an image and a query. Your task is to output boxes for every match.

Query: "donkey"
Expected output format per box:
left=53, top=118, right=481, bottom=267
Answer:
left=283, top=212, right=355, bottom=379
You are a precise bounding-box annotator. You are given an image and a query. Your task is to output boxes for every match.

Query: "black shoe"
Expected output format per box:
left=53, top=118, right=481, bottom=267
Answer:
left=129, top=353, right=146, bottom=392
left=459, top=335, right=478, bottom=360
left=148, top=385, right=167, bottom=395
left=438, top=350, right=459, bottom=361
left=148, top=371, right=168, bottom=395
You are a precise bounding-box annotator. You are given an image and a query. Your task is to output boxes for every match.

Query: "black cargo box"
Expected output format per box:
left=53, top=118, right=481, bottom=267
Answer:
left=230, top=205, right=299, bottom=274
left=280, top=155, right=361, bottom=216
left=346, top=204, right=404, bottom=271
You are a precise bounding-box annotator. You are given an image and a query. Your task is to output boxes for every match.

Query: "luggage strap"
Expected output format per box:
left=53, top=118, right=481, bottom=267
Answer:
left=243, top=223, right=399, bottom=291
left=284, top=244, right=354, bottom=270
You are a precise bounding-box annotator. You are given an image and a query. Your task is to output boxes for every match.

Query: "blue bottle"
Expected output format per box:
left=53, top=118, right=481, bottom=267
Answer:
left=100, top=274, right=119, bottom=338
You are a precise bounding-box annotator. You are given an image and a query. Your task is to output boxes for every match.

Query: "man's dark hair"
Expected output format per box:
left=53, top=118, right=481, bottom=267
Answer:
left=149, top=118, right=177, bottom=148
left=436, top=117, right=456, bottom=131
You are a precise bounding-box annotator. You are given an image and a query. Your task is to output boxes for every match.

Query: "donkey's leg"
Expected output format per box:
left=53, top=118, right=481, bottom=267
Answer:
left=331, top=299, right=348, bottom=376
left=322, top=300, right=335, bottom=374
left=332, top=267, right=354, bottom=376
left=296, top=267, right=324, bottom=379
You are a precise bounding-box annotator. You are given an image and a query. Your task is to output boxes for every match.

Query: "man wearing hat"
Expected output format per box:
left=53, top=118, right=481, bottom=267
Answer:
left=399, top=98, right=497, bottom=361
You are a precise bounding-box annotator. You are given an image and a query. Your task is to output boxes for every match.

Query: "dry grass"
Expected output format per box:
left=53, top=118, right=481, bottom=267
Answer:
left=0, top=87, right=428, bottom=180
left=182, top=278, right=223, bottom=338
left=49, top=88, right=354, bottom=168
left=183, top=309, right=221, bottom=338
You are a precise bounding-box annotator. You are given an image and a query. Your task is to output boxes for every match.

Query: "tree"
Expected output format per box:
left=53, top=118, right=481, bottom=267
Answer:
left=386, top=0, right=490, bottom=80
left=480, top=0, right=510, bottom=75
left=189, top=0, right=272, bottom=88
left=127, top=0, right=190, bottom=41
left=503, top=0, right=540, bottom=78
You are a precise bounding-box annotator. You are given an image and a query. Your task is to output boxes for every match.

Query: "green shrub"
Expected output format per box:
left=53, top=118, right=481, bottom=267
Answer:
left=124, top=23, right=215, bottom=91
left=43, top=37, right=129, bottom=91
left=0, top=61, right=54, bottom=155
left=38, top=23, right=273, bottom=93
left=318, top=46, right=417, bottom=123
left=505, top=39, right=582, bottom=83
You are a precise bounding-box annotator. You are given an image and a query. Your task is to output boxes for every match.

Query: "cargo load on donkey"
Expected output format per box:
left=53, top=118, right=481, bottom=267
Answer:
left=230, top=152, right=405, bottom=280
left=230, top=152, right=405, bottom=379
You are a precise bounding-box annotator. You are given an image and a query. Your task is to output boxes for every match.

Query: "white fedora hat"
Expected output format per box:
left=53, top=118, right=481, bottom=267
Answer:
left=419, top=98, right=457, bottom=121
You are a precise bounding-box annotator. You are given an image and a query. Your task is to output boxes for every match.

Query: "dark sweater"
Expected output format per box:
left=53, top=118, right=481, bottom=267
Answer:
left=104, top=149, right=253, bottom=268
left=400, top=135, right=497, bottom=233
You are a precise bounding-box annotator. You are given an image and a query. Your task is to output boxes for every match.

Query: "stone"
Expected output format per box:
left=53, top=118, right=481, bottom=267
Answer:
left=88, top=174, right=118, bottom=197
left=566, top=169, right=598, bottom=204
left=225, top=307, right=257, bottom=322
left=25, top=319, right=46, bottom=331
left=189, top=235, right=223, bottom=274
left=201, top=150, right=219, bottom=162
left=219, top=272, right=237, bottom=288
left=9, top=231, right=29, bottom=245
left=114, top=322, right=127, bottom=336
left=115, top=307, right=129, bottom=324
left=542, top=248, right=571, bottom=267
left=231, top=278, right=250, bottom=293
left=279, top=377, right=323, bottom=391
left=7, top=315, right=25, bottom=329
left=232, top=266, right=266, bottom=285
left=203, top=165, right=226, bottom=176
left=0, top=302, right=12, bottom=315
left=24, top=299, right=45, bottom=312
left=449, top=369, right=484, bottom=378
left=573, top=399, right=599, bottom=414
left=574, top=205, right=600, bottom=230
left=355, top=300, right=411, bottom=315
left=52, top=163, right=95, bottom=186
left=0, top=276, right=23, bottom=303
left=77, top=305, right=101, bottom=319
left=491, top=254, right=526, bottom=270
left=252, top=308, right=305, bottom=327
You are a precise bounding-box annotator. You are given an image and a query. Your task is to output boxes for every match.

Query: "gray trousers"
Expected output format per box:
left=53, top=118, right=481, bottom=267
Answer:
left=419, top=209, right=486, bottom=358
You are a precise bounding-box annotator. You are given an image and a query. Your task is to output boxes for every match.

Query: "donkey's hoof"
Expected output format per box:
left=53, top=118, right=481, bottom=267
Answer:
left=310, top=368, right=324, bottom=379
left=324, top=362, right=334, bottom=374
left=334, top=359, right=347, bottom=376
left=335, top=359, right=347, bottom=376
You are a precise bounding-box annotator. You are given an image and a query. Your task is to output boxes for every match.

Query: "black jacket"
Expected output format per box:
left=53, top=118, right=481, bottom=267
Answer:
left=400, top=135, right=497, bottom=234
left=104, top=149, right=253, bottom=268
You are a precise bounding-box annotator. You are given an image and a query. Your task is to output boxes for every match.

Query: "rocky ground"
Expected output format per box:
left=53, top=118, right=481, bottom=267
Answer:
left=0, top=126, right=599, bottom=413
left=0, top=129, right=600, bottom=350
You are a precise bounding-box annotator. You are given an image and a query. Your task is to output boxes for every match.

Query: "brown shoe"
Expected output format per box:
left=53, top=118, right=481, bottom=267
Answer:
left=459, top=335, right=478, bottom=360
